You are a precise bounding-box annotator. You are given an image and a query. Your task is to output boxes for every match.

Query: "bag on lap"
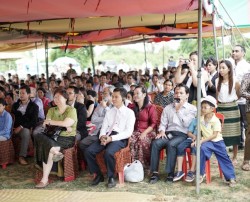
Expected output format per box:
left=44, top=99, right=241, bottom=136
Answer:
left=42, top=124, right=67, bottom=141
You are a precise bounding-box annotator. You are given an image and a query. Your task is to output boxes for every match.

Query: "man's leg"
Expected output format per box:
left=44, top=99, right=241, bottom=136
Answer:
left=104, top=140, right=127, bottom=178
left=18, top=128, right=31, bottom=165
left=79, top=135, right=99, bottom=152
left=238, top=104, right=248, bottom=149
left=84, top=140, right=105, bottom=175
left=165, top=134, right=187, bottom=177
left=150, top=138, right=169, bottom=173
left=243, top=112, right=250, bottom=162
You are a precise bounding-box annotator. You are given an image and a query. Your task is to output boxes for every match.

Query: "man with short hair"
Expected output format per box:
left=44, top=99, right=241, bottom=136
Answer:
left=67, top=86, right=88, bottom=139
left=149, top=84, right=197, bottom=183
left=123, top=74, right=135, bottom=92
left=232, top=45, right=250, bottom=150
left=12, top=85, right=39, bottom=165
left=84, top=87, right=135, bottom=188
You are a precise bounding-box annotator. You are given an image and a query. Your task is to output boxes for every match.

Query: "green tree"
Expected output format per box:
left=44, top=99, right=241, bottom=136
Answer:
left=50, top=47, right=91, bottom=69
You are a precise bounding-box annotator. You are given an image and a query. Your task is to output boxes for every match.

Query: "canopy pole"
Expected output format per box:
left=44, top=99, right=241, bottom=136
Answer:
left=212, top=14, right=219, bottom=62
left=162, top=42, right=165, bottom=69
left=143, top=35, right=148, bottom=71
left=45, top=36, right=49, bottom=86
left=221, top=26, right=225, bottom=59
left=89, top=42, right=95, bottom=75
left=196, top=0, right=203, bottom=195
left=35, top=42, right=39, bottom=77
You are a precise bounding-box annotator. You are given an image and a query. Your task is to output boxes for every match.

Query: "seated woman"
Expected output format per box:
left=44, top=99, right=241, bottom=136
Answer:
left=129, top=86, right=157, bottom=168
left=34, top=88, right=77, bottom=188
left=37, top=87, right=50, bottom=109
left=154, top=79, right=174, bottom=108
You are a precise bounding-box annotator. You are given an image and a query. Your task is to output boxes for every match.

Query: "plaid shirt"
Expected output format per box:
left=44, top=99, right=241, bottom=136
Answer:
left=154, top=91, right=174, bottom=108
left=241, top=73, right=250, bottom=112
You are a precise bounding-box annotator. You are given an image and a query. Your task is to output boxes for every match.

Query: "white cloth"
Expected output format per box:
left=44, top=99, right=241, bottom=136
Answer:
left=216, top=79, right=238, bottom=103
left=233, top=59, right=250, bottom=104
left=99, top=105, right=136, bottom=141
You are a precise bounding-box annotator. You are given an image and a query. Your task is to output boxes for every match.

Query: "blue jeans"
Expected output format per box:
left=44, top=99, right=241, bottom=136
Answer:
left=150, top=131, right=187, bottom=175
left=177, top=138, right=196, bottom=156
left=200, top=140, right=235, bottom=180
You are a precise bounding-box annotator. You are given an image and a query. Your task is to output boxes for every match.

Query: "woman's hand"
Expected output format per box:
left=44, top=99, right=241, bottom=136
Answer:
left=43, top=119, right=52, bottom=126
left=139, top=132, right=147, bottom=140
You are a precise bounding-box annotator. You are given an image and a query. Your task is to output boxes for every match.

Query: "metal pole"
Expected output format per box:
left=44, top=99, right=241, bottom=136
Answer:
left=143, top=35, right=148, bottom=71
left=212, top=14, right=219, bottom=62
left=89, top=42, right=95, bottom=74
left=221, top=26, right=225, bottom=59
left=196, top=0, right=203, bottom=195
left=45, top=36, right=49, bottom=86
left=162, top=42, right=165, bottom=69
left=35, top=42, right=39, bottom=77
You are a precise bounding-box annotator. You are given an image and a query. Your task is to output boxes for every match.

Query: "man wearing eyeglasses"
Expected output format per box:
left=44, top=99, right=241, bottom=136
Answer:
left=232, top=45, right=250, bottom=151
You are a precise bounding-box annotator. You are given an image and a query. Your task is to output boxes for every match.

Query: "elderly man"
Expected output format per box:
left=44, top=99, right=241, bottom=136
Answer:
left=79, top=86, right=113, bottom=151
left=149, top=84, right=197, bottom=183
left=84, top=87, right=135, bottom=188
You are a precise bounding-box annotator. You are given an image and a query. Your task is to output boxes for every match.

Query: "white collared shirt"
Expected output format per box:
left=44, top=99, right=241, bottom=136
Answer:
left=234, top=59, right=250, bottom=104
left=100, top=105, right=135, bottom=141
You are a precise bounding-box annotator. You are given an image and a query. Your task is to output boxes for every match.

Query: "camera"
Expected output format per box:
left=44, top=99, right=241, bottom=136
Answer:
left=181, top=59, right=190, bottom=70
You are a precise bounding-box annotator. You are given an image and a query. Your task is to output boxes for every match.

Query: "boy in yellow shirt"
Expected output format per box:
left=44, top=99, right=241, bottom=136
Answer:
left=199, top=95, right=236, bottom=187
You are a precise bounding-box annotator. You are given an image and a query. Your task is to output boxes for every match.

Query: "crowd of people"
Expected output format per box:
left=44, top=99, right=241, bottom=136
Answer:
left=0, top=45, right=249, bottom=189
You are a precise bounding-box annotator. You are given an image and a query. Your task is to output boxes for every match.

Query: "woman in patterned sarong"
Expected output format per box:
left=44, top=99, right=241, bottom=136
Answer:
left=129, top=86, right=157, bottom=168
left=216, top=60, right=241, bottom=165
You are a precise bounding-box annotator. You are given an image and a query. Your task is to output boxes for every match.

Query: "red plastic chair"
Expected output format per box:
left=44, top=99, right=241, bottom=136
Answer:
left=182, top=148, right=192, bottom=180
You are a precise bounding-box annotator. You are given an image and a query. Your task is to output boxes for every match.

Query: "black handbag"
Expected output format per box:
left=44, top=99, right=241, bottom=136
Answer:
left=43, top=124, right=67, bottom=141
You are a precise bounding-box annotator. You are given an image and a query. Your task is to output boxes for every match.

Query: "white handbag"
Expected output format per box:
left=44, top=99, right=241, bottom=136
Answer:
left=124, top=160, right=144, bottom=182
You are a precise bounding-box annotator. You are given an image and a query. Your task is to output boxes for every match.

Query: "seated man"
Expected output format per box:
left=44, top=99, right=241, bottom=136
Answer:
left=149, top=83, right=197, bottom=183
left=0, top=98, right=12, bottom=141
left=12, top=85, right=39, bottom=165
left=84, top=87, right=135, bottom=188
left=66, top=86, right=88, bottom=140
left=79, top=86, right=113, bottom=152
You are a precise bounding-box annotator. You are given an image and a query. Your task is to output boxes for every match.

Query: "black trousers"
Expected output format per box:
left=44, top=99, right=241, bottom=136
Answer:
left=84, top=138, right=127, bottom=178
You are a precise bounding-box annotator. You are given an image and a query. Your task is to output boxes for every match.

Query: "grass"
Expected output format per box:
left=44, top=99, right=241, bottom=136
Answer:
left=1, top=150, right=250, bottom=202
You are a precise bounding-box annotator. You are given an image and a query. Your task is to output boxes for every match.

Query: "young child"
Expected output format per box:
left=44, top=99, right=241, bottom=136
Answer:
left=173, top=118, right=197, bottom=182
left=0, top=98, right=12, bottom=141
left=199, top=95, right=236, bottom=187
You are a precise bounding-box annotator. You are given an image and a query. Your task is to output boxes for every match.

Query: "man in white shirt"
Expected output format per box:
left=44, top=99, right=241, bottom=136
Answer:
left=123, top=73, right=135, bottom=92
left=84, top=87, right=135, bottom=188
left=149, top=84, right=197, bottom=183
left=232, top=45, right=250, bottom=149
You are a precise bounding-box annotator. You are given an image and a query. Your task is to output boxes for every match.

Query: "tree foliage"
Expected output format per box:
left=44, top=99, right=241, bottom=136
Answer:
left=49, top=47, right=91, bottom=69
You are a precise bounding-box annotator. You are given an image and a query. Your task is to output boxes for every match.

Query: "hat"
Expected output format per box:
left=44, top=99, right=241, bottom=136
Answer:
left=201, top=95, right=217, bottom=108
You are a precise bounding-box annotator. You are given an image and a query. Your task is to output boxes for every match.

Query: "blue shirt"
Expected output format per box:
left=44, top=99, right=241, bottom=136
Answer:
left=31, top=97, right=45, bottom=120
left=0, top=110, right=12, bottom=139
left=188, top=118, right=197, bottom=136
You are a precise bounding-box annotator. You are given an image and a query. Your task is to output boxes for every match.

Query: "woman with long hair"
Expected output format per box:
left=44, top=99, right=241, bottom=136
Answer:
left=34, top=88, right=77, bottom=188
left=129, top=85, right=157, bottom=168
left=154, top=79, right=174, bottom=108
left=216, top=60, right=241, bottom=164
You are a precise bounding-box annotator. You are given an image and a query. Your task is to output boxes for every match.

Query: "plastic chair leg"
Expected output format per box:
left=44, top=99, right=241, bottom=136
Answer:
left=160, top=149, right=164, bottom=160
left=118, top=171, right=124, bottom=184
left=205, top=160, right=211, bottom=184
left=2, top=164, right=7, bottom=169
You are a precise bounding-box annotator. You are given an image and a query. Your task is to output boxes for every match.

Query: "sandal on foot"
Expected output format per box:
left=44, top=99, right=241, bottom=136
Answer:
left=52, top=153, right=64, bottom=162
left=242, top=161, right=250, bottom=171
left=35, top=181, right=49, bottom=188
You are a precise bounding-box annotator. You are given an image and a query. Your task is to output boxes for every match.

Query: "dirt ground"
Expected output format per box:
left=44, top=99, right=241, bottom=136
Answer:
left=1, top=149, right=250, bottom=202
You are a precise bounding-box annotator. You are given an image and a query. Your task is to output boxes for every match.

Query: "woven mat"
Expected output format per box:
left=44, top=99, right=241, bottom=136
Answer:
left=1, top=189, right=155, bottom=202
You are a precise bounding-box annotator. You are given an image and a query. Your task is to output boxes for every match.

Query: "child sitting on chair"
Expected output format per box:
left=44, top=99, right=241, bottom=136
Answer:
left=199, top=95, right=236, bottom=187
left=173, top=117, right=197, bottom=182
